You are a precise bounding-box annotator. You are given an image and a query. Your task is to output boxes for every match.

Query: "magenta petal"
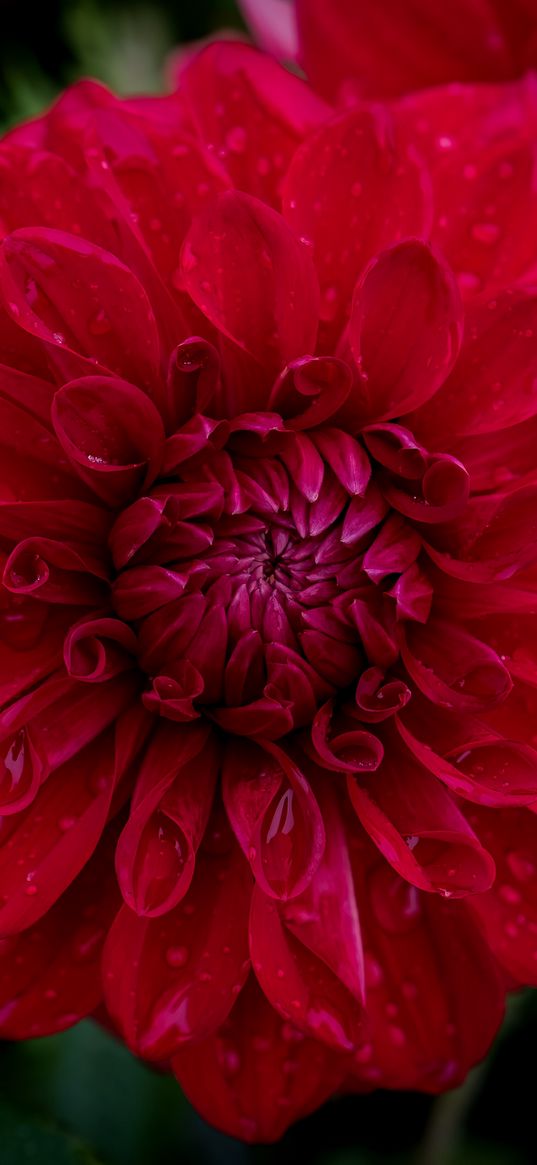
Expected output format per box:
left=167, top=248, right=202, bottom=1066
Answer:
left=52, top=376, right=165, bottom=507
left=349, top=240, right=463, bottom=423
left=1, top=228, right=161, bottom=390
left=411, top=288, right=537, bottom=442
left=223, top=739, right=325, bottom=900
left=172, top=976, right=343, bottom=1143
left=282, top=107, right=431, bottom=350
left=180, top=190, right=319, bottom=386
left=400, top=618, right=512, bottom=711
left=0, top=707, right=145, bottom=934
left=180, top=41, right=326, bottom=208
left=115, top=725, right=216, bottom=916
left=0, top=824, right=121, bottom=1039
left=348, top=730, right=495, bottom=897
left=467, top=805, right=537, bottom=984
left=104, top=833, right=251, bottom=1059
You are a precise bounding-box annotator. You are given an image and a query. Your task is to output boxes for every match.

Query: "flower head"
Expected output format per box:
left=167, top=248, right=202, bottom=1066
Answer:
left=1, top=41, right=537, bottom=1142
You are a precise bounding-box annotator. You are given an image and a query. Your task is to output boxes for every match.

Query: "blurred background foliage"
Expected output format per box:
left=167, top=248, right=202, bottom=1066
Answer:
left=0, top=0, right=242, bottom=128
left=0, top=0, right=535, bottom=1161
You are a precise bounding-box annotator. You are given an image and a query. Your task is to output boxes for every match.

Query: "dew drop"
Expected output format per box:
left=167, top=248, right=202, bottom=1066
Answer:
left=471, top=222, right=500, bottom=246
left=88, top=308, right=112, bottom=336
left=507, top=852, right=536, bottom=882
left=499, top=884, right=521, bottom=905
left=226, top=126, right=247, bottom=154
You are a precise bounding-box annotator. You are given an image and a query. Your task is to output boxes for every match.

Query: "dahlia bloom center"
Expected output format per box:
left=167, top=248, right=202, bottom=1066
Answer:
left=110, top=429, right=382, bottom=731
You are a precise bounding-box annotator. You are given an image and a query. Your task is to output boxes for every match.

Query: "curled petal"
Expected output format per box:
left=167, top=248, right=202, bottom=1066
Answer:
left=349, top=240, right=463, bottom=423
left=166, top=337, right=220, bottom=429
left=348, top=734, right=495, bottom=897
left=397, top=714, right=537, bottom=807
left=3, top=537, right=108, bottom=606
left=384, top=454, right=470, bottom=525
left=309, top=700, right=384, bottom=773
left=115, top=725, right=216, bottom=917
left=363, top=423, right=427, bottom=478
left=142, top=664, right=204, bottom=723
left=104, top=833, right=251, bottom=1059
left=354, top=668, right=412, bottom=723
left=269, top=356, right=352, bottom=430
left=0, top=227, right=161, bottom=389
left=399, top=619, right=512, bottom=710
left=64, top=618, right=138, bottom=682
left=52, top=376, right=165, bottom=507
left=223, top=739, right=325, bottom=900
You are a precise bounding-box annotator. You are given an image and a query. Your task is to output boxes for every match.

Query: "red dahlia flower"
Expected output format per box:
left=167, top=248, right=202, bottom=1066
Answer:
left=240, top=0, right=537, bottom=100
left=1, top=40, right=537, bottom=1143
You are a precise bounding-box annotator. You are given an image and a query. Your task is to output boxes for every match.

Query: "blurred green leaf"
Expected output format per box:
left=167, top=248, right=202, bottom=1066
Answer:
left=1, top=1022, right=193, bottom=1165
left=63, top=1, right=172, bottom=93
left=0, top=1096, right=102, bottom=1165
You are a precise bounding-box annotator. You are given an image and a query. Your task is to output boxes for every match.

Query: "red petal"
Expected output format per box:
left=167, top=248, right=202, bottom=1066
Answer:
left=399, top=618, right=512, bottom=711
left=180, top=191, right=319, bottom=392
left=0, top=823, right=121, bottom=1038
left=52, top=376, right=164, bottom=507
left=104, top=832, right=251, bottom=1058
left=238, top=0, right=298, bottom=60
left=282, top=107, right=430, bottom=349
left=172, top=976, right=343, bottom=1142
left=295, top=0, right=512, bottom=101
left=467, top=805, right=537, bottom=984
left=0, top=706, right=145, bottom=934
left=348, top=240, right=463, bottom=423
left=397, top=706, right=537, bottom=806
left=411, top=288, right=537, bottom=442
left=64, top=618, right=137, bottom=683
left=1, top=228, right=161, bottom=390
left=250, top=780, right=365, bottom=1051
left=115, top=724, right=216, bottom=916
left=180, top=41, right=328, bottom=208
left=348, top=731, right=495, bottom=897
left=348, top=846, right=504, bottom=1092
left=223, top=739, right=325, bottom=900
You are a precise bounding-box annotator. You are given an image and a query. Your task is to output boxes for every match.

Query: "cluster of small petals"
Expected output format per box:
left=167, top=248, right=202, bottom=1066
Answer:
left=1, top=36, right=537, bottom=1144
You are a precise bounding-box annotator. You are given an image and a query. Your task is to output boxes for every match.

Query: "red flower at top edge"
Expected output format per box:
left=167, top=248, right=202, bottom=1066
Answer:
left=240, top=0, right=537, bottom=101
left=1, top=40, right=537, bottom=1143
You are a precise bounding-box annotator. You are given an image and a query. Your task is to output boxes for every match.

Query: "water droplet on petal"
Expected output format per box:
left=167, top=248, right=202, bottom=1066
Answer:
left=88, top=308, right=112, bottom=336
left=226, top=126, right=247, bottom=154
left=165, top=945, right=189, bottom=968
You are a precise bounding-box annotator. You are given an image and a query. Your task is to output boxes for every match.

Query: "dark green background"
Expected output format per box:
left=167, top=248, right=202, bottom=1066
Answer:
left=0, top=1, right=535, bottom=1160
